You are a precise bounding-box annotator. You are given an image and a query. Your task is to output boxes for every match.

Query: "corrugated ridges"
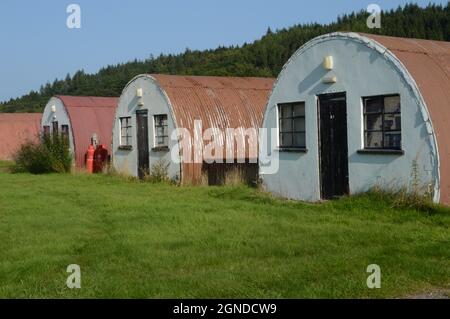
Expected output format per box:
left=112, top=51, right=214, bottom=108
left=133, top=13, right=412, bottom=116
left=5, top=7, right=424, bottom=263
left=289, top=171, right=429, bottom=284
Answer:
left=57, top=96, right=118, bottom=168
left=0, top=113, right=42, bottom=160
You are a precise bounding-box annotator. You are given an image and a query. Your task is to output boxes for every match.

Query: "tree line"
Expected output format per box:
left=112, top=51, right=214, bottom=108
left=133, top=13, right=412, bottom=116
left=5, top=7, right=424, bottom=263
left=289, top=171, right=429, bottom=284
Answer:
left=1, top=3, right=448, bottom=113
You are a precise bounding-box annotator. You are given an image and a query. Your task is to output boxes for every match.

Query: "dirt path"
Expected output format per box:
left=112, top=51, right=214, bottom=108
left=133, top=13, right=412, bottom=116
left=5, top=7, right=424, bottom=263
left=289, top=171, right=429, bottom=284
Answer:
left=404, top=288, right=449, bottom=299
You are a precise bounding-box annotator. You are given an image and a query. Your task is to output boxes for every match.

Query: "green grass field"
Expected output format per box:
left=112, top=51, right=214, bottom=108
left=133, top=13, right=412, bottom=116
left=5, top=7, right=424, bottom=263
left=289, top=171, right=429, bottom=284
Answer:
left=0, top=170, right=448, bottom=298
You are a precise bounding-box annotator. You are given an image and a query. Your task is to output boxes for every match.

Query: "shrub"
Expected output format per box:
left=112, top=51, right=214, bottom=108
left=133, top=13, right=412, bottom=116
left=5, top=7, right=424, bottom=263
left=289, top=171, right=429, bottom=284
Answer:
left=12, top=133, right=72, bottom=174
left=145, top=159, right=171, bottom=183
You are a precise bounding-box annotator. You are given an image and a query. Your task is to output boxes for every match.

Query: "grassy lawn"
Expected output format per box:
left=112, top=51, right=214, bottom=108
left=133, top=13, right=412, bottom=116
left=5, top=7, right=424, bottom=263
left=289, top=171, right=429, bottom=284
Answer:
left=0, top=171, right=448, bottom=298
left=0, top=160, right=13, bottom=173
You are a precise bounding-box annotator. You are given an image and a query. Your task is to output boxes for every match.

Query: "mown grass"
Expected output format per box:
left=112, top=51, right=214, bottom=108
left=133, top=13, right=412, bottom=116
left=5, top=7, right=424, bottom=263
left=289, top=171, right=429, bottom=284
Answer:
left=0, top=171, right=448, bottom=298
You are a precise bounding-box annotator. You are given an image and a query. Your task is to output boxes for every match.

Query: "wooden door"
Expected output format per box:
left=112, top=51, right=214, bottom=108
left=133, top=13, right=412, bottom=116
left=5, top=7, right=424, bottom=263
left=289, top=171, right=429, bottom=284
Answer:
left=136, top=110, right=150, bottom=179
left=318, top=93, right=349, bottom=199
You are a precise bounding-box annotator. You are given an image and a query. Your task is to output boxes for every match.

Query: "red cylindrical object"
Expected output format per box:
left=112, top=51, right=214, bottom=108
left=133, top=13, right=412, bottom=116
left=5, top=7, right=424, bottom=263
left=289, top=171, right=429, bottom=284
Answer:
left=93, top=144, right=109, bottom=173
left=86, top=144, right=95, bottom=174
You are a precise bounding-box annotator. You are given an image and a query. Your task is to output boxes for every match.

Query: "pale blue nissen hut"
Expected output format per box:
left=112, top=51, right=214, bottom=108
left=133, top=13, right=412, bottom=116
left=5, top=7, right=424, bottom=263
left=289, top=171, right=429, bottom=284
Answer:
left=259, top=32, right=450, bottom=205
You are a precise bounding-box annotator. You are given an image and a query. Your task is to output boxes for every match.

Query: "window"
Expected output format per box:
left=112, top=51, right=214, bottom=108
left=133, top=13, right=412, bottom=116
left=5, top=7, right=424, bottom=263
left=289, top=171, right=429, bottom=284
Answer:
left=120, top=117, right=132, bottom=147
left=154, top=114, right=169, bottom=147
left=61, top=125, right=69, bottom=139
left=43, top=126, right=50, bottom=136
left=278, top=102, right=306, bottom=149
left=52, top=121, right=58, bottom=134
left=363, top=95, right=401, bottom=150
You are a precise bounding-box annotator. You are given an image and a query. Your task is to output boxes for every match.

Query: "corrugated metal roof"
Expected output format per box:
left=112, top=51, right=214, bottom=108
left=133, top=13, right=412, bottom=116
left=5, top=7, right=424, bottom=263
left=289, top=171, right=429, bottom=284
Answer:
left=152, top=74, right=274, bottom=156
left=361, top=34, right=450, bottom=204
left=151, top=75, right=275, bottom=184
left=56, top=96, right=118, bottom=168
left=0, top=113, right=42, bottom=160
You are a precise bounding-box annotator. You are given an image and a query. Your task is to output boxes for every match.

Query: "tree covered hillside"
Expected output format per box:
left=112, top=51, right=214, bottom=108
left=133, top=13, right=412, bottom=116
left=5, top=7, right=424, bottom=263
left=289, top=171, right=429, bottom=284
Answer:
left=1, top=3, right=449, bottom=113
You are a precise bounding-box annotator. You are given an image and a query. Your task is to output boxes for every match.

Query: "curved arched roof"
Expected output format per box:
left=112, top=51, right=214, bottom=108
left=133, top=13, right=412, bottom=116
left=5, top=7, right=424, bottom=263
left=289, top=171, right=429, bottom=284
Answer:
left=150, top=74, right=275, bottom=160
left=151, top=74, right=274, bottom=131
left=0, top=113, right=42, bottom=160
left=358, top=33, right=450, bottom=204
left=56, top=96, right=118, bottom=167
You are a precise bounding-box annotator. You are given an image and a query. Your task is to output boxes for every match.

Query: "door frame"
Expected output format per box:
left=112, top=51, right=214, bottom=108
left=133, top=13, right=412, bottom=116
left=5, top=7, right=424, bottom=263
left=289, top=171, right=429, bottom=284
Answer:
left=317, top=92, right=349, bottom=199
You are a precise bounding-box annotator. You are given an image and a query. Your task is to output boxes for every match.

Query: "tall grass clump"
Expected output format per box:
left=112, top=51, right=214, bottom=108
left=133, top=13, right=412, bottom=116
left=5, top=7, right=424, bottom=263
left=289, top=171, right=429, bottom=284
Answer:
left=144, top=159, right=173, bottom=183
left=12, top=133, right=72, bottom=174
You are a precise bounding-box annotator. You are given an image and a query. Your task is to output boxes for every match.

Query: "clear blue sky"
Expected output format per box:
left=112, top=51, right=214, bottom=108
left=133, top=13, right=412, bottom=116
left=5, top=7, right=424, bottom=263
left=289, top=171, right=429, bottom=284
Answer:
left=0, top=0, right=446, bottom=102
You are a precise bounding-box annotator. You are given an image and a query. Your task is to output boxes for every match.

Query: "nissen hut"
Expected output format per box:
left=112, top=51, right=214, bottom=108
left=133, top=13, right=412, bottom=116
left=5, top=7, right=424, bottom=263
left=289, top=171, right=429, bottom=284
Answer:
left=259, top=33, right=450, bottom=205
left=112, top=74, right=275, bottom=184
left=42, top=96, right=118, bottom=168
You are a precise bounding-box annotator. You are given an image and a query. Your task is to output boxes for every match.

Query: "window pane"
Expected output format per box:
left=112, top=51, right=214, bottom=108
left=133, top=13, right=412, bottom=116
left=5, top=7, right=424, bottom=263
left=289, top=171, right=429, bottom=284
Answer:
left=280, top=133, right=293, bottom=147
left=279, top=105, right=292, bottom=119
left=384, top=132, right=401, bottom=149
left=365, top=97, right=383, bottom=113
left=280, top=119, right=292, bottom=132
left=384, top=113, right=401, bottom=131
left=293, top=132, right=306, bottom=148
left=365, top=131, right=383, bottom=148
left=385, top=96, right=401, bottom=113
left=293, top=103, right=305, bottom=117
left=294, top=117, right=305, bottom=132
left=365, top=113, right=382, bottom=131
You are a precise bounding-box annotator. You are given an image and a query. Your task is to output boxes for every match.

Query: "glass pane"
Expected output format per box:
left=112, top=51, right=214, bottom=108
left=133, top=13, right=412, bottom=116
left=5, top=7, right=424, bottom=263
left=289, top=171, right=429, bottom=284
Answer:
left=365, top=113, right=383, bottom=131
left=163, top=136, right=169, bottom=146
left=365, top=131, right=383, bottom=148
left=384, top=113, right=401, bottom=131
left=384, top=132, right=401, bottom=149
left=293, top=103, right=305, bottom=117
left=385, top=96, right=401, bottom=113
left=365, top=97, right=383, bottom=113
left=280, top=133, right=293, bottom=147
left=281, top=119, right=292, bottom=132
left=293, top=132, right=306, bottom=148
left=279, top=105, right=292, bottom=119
left=294, top=117, right=305, bottom=132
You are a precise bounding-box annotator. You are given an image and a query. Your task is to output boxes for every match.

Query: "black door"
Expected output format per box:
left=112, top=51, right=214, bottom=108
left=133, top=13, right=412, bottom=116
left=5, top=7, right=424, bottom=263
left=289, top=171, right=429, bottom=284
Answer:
left=136, top=110, right=150, bottom=179
left=318, top=93, right=349, bottom=199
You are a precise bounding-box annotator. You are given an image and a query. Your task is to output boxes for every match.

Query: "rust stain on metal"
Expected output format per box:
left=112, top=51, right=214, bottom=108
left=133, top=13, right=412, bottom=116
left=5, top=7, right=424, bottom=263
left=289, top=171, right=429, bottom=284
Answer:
left=151, top=75, right=275, bottom=184
left=362, top=34, right=450, bottom=205
left=57, top=96, right=118, bottom=168
left=0, top=113, right=42, bottom=160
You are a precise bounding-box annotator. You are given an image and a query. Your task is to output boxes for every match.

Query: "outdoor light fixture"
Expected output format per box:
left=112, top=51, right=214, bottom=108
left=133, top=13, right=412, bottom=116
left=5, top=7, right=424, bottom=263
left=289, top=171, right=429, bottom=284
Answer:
left=136, top=88, right=143, bottom=98
left=322, top=76, right=337, bottom=84
left=51, top=105, right=56, bottom=113
left=323, top=56, right=334, bottom=70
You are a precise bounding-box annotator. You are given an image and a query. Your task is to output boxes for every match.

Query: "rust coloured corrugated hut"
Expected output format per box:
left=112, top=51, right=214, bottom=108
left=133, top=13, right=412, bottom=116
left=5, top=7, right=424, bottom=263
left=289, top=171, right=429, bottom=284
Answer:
left=0, top=113, right=42, bottom=160
left=113, top=74, right=275, bottom=184
left=42, top=96, right=118, bottom=168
